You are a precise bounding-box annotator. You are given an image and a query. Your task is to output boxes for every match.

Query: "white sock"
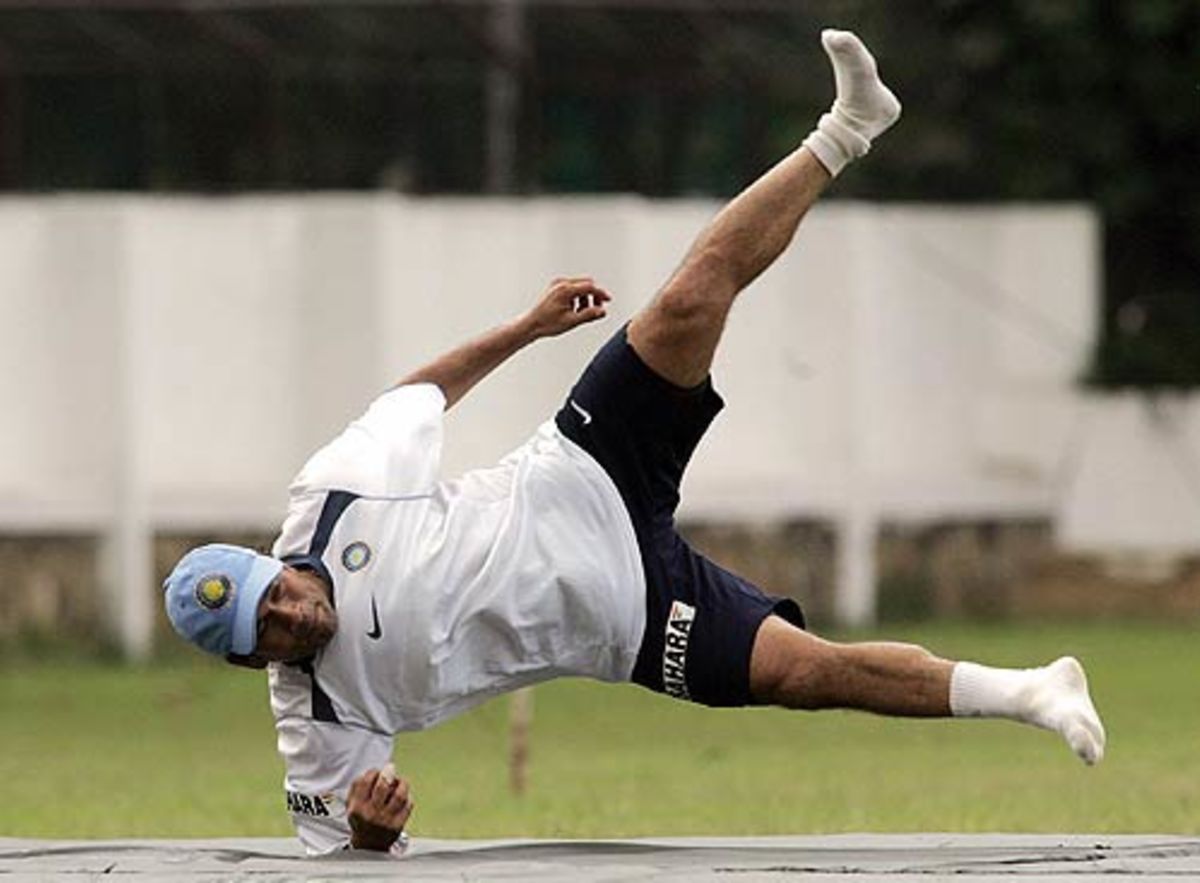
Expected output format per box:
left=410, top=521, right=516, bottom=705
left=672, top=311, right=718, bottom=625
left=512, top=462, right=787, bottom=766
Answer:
left=802, top=29, right=902, bottom=177
left=950, top=657, right=1107, bottom=766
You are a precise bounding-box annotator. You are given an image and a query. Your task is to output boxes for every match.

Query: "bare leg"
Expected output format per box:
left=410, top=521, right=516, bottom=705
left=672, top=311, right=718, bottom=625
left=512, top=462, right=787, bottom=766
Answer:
left=627, top=149, right=831, bottom=388
left=750, top=616, right=1106, bottom=765
left=627, top=30, right=901, bottom=388
left=750, top=615, right=953, bottom=716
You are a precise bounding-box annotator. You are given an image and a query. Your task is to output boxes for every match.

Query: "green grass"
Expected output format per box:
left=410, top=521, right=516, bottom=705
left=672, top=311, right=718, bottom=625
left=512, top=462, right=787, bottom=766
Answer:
left=1, top=622, right=1196, bottom=839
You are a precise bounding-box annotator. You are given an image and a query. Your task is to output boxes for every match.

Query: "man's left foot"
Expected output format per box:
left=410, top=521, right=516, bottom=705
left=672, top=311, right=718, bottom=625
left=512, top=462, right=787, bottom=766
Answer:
left=1024, top=656, right=1107, bottom=766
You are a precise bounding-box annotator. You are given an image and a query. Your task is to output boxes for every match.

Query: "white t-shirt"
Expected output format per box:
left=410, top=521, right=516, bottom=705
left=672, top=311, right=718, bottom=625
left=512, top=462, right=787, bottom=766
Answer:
left=267, top=383, right=646, bottom=853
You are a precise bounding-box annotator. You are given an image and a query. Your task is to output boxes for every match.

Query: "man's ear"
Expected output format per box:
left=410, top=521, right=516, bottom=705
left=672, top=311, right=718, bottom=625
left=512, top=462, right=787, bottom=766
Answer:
left=226, top=652, right=269, bottom=670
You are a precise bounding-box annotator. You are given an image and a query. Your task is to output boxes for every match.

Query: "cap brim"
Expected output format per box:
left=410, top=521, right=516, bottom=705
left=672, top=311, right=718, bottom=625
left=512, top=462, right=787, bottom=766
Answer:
left=230, top=555, right=284, bottom=656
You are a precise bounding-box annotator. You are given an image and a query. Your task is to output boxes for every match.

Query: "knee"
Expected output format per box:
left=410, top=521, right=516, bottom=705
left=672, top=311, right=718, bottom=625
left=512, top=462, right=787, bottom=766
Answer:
left=749, top=618, right=842, bottom=710
left=653, top=249, right=737, bottom=328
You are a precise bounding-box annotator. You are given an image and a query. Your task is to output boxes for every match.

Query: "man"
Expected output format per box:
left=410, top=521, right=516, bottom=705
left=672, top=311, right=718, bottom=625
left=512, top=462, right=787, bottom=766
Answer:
left=164, top=30, right=1105, bottom=855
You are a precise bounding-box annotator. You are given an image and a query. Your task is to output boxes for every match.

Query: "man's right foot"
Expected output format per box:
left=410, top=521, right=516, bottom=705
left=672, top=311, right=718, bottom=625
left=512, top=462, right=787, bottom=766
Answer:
left=802, top=29, right=900, bottom=176
left=820, top=29, right=901, bottom=143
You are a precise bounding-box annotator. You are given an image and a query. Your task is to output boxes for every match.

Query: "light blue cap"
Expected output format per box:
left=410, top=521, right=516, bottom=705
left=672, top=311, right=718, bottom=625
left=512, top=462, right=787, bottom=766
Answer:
left=163, top=543, right=283, bottom=657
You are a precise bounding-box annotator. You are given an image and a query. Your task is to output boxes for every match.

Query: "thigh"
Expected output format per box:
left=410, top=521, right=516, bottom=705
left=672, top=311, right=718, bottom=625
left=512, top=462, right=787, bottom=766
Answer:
left=627, top=254, right=739, bottom=389
left=557, top=327, right=807, bottom=707
left=748, top=615, right=837, bottom=708
left=632, top=539, right=806, bottom=708
left=555, top=324, right=724, bottom=525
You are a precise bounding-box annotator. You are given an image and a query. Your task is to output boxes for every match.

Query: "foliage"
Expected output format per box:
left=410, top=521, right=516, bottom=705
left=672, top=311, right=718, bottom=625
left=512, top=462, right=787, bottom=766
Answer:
left=1, top=1, right=1196, bottom=384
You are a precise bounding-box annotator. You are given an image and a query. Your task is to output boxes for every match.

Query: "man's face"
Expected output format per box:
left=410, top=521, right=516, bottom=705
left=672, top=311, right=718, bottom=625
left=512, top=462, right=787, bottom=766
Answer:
left=253, top=566, right=338, bottom=662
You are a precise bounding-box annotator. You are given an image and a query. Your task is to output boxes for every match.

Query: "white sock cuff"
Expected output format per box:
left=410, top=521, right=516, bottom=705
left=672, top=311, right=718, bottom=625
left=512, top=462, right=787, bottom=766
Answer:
left=801, top=112, right=870, bottom=177
left=949, top=661, right=998, bottom=718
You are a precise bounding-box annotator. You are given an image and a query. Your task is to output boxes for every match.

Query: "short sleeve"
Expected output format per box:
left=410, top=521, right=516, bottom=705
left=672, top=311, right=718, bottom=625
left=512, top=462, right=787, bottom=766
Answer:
left=289, top=383, right=446, bottom=498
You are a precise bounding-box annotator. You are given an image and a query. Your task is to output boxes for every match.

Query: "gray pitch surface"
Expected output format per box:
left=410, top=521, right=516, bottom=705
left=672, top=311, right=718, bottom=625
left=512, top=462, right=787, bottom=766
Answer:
left=3, top=834, right=1198, bottom=880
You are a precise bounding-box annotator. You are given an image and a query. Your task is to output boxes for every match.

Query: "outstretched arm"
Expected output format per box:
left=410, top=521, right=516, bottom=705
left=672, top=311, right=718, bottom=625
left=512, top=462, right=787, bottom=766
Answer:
left=397, top=277, right=611, bottom=409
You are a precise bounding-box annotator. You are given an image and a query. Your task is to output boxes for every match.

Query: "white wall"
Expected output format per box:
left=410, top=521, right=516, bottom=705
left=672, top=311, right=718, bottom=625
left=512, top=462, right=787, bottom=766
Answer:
left=2, top=195, right=1116, bottom=644
left=1056, top=392, right=1200, bottom=559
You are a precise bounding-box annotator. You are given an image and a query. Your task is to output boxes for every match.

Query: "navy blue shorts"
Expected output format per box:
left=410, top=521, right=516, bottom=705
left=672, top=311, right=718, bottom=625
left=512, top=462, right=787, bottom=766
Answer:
left=555, top=326, right=805, bottom=707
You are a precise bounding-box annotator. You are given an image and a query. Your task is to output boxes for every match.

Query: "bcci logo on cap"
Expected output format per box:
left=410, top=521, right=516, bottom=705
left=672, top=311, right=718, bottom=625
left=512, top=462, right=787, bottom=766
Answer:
left=194, top=574, right=233, bottom=611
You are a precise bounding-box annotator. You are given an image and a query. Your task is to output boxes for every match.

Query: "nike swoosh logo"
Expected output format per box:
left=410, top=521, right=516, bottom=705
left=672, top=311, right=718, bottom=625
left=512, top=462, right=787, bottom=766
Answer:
left=570, top=399, right=593, bottom=425
left=366, top=596, right=383, bottom=640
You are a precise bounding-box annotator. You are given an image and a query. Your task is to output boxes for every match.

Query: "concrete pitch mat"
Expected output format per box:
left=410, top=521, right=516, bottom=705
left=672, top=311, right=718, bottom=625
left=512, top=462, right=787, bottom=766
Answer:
left=3, top=834, right=1199, bottom=881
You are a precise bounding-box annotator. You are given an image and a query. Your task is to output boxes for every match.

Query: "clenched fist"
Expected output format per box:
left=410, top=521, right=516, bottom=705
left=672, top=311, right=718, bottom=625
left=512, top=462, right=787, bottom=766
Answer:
left=347, top=763, right=413, bottom=851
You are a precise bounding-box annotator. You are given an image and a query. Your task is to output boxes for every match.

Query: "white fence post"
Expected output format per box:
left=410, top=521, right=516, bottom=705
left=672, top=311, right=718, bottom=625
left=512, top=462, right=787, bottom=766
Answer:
left=101, top=226, right=154, bottom=661
left=835, top=508, right=878, bottom=628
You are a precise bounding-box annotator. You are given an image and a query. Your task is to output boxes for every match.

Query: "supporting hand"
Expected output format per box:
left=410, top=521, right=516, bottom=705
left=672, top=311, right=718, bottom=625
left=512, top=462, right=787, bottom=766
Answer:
left=523, top=277, right=612, bottom=340
left=347, top=765, right=414, bottom=851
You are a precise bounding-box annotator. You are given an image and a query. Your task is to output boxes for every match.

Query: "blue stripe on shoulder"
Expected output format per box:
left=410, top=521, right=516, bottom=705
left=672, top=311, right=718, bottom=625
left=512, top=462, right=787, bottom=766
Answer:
left=281, top=489, right=360, bottom=726
left=310, top=490, right=360, bottom=558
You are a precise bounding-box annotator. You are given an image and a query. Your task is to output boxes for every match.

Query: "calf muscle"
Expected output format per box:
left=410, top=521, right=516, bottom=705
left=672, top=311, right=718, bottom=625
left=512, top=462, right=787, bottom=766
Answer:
left=750, top=616, right=953, bottom=716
